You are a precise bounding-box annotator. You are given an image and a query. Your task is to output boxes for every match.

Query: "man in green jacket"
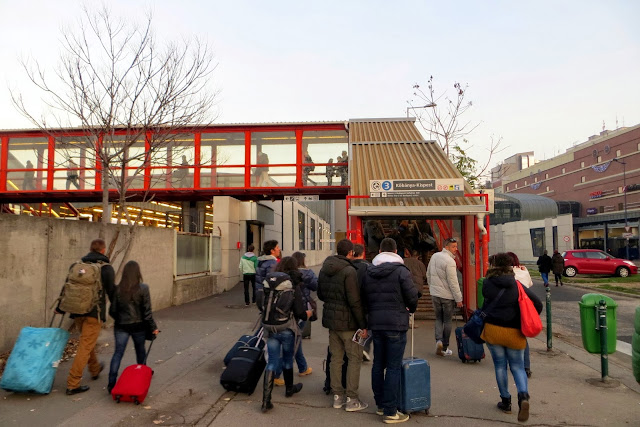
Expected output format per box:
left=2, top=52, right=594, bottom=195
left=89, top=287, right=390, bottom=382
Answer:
left=239, top=244, right=259, bottom=306
left=318, top=239, right=368, bottom=413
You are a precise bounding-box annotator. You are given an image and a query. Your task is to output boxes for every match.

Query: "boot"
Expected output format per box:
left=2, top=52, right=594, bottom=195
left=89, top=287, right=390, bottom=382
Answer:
left=497, top=396, right=511, bottom=414
left=517, top=392, right=530, bottom=422
left=283, top=368, right=302, bottom=397
left=261, top=370, right=274, bottom=412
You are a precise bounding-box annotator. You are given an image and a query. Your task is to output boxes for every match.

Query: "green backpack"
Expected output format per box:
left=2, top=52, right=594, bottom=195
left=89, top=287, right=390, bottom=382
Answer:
left=57, top=261, right=104, bottom=315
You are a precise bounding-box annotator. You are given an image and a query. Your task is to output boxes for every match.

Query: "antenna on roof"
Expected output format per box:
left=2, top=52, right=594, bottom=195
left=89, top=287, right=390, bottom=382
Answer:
left=602, top=120, right=605, bottom=131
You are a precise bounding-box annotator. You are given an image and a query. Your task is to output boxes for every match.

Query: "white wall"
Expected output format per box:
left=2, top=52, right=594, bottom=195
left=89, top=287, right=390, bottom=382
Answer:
left=489, top=214, right=574, bottom=263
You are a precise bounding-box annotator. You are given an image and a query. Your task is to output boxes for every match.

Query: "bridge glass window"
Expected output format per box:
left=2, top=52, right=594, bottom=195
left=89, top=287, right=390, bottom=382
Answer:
left=168, top=134, right=195, bottom=189
left=7, top=137, right=49, bottom=191
left=201, top=132, right=245, bottom=188
left=298, top=210, right=306, bottom=250
left=302, top=130, right=348, bottom=187
left=251, top=131, right=296, bottom=188
left=53, top=136, right=97, bottom=191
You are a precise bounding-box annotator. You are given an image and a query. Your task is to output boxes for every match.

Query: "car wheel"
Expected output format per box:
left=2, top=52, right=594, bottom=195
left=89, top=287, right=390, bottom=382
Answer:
left=617, top=267, right=630, bottom=278
left=564, top=266, right=577, bottom=277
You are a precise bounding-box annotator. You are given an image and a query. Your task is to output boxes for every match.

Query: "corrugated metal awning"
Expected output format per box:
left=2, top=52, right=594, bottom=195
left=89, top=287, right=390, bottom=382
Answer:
left=348, top=119, right=485, bottom=216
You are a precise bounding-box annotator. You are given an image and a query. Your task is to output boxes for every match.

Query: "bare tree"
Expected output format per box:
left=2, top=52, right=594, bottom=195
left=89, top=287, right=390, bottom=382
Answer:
left=12, top=5, right=218, bottom=233
left=409, top=76, right=503, bottom=188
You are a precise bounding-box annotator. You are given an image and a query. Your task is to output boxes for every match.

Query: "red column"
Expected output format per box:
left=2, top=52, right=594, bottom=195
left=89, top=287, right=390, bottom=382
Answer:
left=0, top=136, right=8, bottom=191
left=144, top=132, right=152, bottom=190
left=244, top=131, right=251, bottom=188
left=47, top=136, right=55, bottom=191
left=295, top=129, right=303, bottom=187
left=194, top=132, right=201, bottom=189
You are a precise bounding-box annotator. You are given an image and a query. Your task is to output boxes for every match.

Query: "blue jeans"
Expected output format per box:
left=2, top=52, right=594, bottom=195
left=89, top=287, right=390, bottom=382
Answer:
left=371, top=330, right=407, bottom=416
left=266, top=329, right=295, bottom=371
left=541, top=272, right=549, bottom=285
left=108, top=328, right=147, bottom=389
left=275, top=321, right=307, bottom=375
left=487, top=343, right=528, bottom=398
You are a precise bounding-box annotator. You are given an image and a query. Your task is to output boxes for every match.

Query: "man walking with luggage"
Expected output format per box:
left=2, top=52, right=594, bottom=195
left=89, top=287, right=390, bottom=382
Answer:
left=427, top=237, right=463, bottom=357
left=317, top=239, right=368, bottom=412
left=362, top=238, right=418, bottom=423
left=57, top=238, right=115, bottom=395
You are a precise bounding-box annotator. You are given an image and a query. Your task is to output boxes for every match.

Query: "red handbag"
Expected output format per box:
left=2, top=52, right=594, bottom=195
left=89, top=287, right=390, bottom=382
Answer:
left=517, top=281, right=542, bottom=337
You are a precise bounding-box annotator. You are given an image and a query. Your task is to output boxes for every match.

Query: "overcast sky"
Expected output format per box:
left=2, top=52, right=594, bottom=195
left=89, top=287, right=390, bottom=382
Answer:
left=1, top=1, right=638, bottom=176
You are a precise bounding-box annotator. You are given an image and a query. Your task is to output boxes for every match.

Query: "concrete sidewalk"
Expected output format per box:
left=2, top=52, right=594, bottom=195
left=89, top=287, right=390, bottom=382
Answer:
left=1, top=282, right=639, bottom=426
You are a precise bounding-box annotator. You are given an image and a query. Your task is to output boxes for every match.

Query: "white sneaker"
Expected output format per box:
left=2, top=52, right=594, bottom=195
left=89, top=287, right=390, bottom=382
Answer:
left=442, top=348, right=453, bottom=356
left=435, top=341, right=444, bottom=356
left=333, top=394, right=346, bottom=409
left=383, top=411, right=410, bottom=424
left=345, top=397, right=368, bottom=412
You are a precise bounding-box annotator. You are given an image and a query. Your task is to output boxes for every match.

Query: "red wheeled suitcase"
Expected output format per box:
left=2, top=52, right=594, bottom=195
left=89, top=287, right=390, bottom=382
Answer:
left=111, top=341, right=154, bottom=405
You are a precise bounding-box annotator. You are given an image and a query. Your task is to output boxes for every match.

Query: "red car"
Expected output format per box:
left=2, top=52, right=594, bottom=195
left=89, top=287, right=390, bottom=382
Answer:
left=562, top=249, right=638, bottom=277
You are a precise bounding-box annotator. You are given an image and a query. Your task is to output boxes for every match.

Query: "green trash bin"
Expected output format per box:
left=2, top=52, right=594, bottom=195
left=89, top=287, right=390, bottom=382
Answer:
left=578, top=293, right=617, bottom=354
left=477, top=278, right=485, bottom=309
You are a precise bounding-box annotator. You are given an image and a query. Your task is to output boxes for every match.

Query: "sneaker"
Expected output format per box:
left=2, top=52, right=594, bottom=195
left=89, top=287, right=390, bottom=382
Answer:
left=345, top=397, right=368, bottom=412
left=442, top=349, right=453, bottom=357
left=333, top=394, right=346, bottom=409
left=376, top=407, right=384, bottom=416
left=436, top=341, right=444, bottom=356
left=383, top=411, right=410, bottom=424
left=299, top=367, right=313, bottom=376
left=274, top=377, right=285, bottom=386
left=363, top=350, right=371, bottom=362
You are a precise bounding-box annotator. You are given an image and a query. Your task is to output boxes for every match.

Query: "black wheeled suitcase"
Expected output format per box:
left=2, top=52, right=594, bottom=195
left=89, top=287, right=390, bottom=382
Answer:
left=223, top=327, right=265, bottom=366
left=220, top=328, right=266, bottom=395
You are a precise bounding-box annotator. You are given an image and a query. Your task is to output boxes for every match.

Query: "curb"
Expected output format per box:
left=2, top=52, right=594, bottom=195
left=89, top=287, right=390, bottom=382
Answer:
left=564, top=283, right=640, bottom=300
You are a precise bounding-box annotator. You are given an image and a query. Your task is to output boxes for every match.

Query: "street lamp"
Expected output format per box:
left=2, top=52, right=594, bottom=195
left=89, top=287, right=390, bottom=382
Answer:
left=406, top=103, right=437, bottom=117
left=612, top=158, right=629, bottom=260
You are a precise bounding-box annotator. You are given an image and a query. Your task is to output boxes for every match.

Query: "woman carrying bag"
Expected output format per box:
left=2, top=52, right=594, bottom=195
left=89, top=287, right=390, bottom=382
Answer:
left=481, top=253, right=542, bottom=422
left=107, top=261, right=158, bottom=393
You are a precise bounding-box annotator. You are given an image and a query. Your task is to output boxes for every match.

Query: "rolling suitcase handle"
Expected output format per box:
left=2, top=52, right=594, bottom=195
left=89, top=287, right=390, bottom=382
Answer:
left=143, top=339, right=154, bottom=365
left=49, top=311, right=65, bottom=328
left=410, top=312, right=415, bottom=359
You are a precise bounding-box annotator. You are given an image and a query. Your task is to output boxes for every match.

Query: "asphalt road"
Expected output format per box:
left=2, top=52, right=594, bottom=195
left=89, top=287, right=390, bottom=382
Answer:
left=527, top=278, right=638, bottom=354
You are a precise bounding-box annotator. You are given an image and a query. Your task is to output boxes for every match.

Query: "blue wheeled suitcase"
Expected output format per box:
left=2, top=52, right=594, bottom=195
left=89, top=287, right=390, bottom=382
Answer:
left=455, top=326, right=485, bottom=363
left=0, top=313, right=69, bottom=394
left=400, top=314, right=431, bottom=415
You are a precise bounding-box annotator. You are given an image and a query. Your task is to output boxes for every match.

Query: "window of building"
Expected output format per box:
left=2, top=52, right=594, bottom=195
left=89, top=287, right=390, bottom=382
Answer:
left=310, top=217, right=316, bottom=250
left=580, top=161, right=585, bottom=168
left=298, top=210, right=306, bottom=250
left=530, top=228, right=545, bottom=256
left=506, top=186, right=509, bottom=191
left=546, top=186, right=550, bottom=192
left=616, top=149, right=621, bottom=157
left=618, top=202, right=624, bottom=210
left=534, top=177, right=538, bottom=183
left=562, top=168, right=566, bottom=174
left=553, top=226, right=558, bottom=251
left=581, top=176, right=586, bottom=183
left=515, top=183, right=518, bottom=189
left=597, top=156, right=602, bottom=162
left=524, top=180, right=527, bottom=185
left=545, top=173, right=548, bottom=179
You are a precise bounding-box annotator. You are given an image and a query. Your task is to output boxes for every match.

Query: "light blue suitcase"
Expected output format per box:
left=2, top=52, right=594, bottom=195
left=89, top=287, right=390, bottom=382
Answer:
left=0, top=314, right=69, bottom=394
left=400, top=314, right=431, bottom=414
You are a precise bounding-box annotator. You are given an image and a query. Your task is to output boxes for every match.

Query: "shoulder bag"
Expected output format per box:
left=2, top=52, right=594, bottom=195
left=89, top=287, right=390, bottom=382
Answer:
left=517, top=281, right=543, bottom=337
left=463, top=288, right=506, bottom=344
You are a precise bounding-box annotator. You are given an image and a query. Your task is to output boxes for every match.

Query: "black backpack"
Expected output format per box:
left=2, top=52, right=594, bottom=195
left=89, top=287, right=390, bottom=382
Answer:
left=261, top=272, right=295, bottom=332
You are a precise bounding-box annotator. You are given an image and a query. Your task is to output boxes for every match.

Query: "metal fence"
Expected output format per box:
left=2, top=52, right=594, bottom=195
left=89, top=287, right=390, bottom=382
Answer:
left=176, top=232, right=221, bottom=275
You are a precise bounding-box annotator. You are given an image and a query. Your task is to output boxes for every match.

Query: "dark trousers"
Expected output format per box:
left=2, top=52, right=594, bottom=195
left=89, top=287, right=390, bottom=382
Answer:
left=243, top=274, right=256, bottom=304
left=371, top=330, right=407, bottom=416
left=108, top=328, right=146, bottom=389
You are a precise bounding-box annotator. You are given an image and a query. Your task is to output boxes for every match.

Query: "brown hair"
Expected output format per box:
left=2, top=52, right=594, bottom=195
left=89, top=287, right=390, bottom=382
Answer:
left=118, top=260, right=143, bottom=302
left=275, top=256, right=298, bottom=273
left=90, top=239, right=106, bottom=253
left=292, top=252, right=307, bottom=268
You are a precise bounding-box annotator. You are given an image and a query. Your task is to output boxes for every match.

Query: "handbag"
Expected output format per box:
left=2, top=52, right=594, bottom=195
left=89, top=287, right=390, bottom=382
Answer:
left=517, top=281, right=542, bottom=337
left=463, top=288, right=506, bottom=344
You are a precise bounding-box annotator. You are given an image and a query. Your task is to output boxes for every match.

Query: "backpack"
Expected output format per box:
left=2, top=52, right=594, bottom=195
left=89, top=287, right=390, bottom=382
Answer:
left=57, top=261, right=105, bottom=315
left=261, top=272, right=295, bottom=332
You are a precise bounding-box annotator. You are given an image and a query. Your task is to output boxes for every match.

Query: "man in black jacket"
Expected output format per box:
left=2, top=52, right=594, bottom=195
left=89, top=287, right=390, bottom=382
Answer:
left=536, top=250, right=552, bottom=287
left=318, top=239, right=368, bottom=412
left=349, top=244, right=372, bottom=361
left=58, top=239, right=115, bottom=395
left=362, top=238, right=419, bottom=424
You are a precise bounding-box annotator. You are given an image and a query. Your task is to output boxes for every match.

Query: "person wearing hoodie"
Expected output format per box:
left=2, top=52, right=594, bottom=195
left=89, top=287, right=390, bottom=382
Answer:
left=317, top=239, right=369, bottom=413
left=482, top=252, right=543, bottom=422
left=239, top=244, right=259, bottom=306
left=361, top=238, right=419, bottom=424
left=255, top=240, right=280, bottom=308
left=426, top=237, right=463, bottom=357
left=349, top=244, right=372, bottom=361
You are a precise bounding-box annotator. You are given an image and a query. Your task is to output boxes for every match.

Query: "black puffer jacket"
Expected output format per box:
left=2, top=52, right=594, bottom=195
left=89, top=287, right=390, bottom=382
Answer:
left=362, top=255, right=419, bottom=331
left=317, top=255, right=366, bottom=331
left=483, top=266, right=543, bottom=329
left=64, top=251, right=115, bottom=322
left=110, top=283, right=157, bottom=332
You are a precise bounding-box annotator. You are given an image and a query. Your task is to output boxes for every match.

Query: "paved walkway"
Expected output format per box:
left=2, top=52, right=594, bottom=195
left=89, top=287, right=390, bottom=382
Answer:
left=1, top=282, right=639, bottom=426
